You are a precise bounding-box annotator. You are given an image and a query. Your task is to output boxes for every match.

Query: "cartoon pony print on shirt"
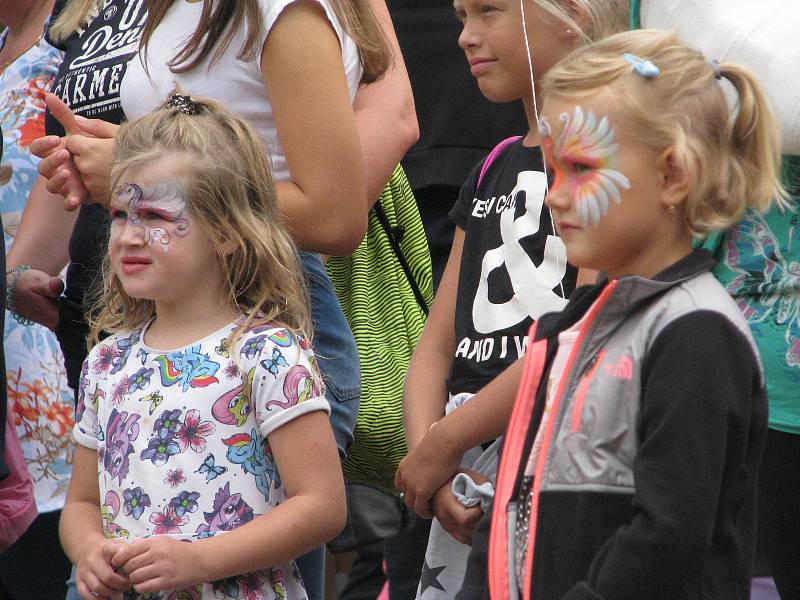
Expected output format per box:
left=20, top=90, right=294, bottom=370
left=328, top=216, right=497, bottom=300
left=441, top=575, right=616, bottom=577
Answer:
left=155, top=345, right=220, bottom=392
left=103, top=409, right=140, bottom=485
left=263, top=365, right=321, bottom=411
left=212, top=367, right=255, bottom=427
left=101, top=490, right=131, bottom=538
left=222, top=428, right=278, bottom=500
left=195, top=482, right=256, bottom=536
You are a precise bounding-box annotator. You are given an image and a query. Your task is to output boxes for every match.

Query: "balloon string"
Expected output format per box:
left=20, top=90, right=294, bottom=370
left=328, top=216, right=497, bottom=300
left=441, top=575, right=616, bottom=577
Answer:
left=520, top=0, right=566, bottom=299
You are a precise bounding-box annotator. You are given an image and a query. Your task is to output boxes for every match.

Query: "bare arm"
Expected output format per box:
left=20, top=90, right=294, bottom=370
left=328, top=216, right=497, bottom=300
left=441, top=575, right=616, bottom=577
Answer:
left=60, top=445, right=131, bottom=599
left=5, top=176, right=76, bottom=329
left=401, top=227, right=464, bottom=452
left=355, top=0, right=418, bottom=204
left=115, top=411, right=346, bottom=592
left=6, top=175, right=75, bottom=273
left=397, top=355, right=523, bottom=517
left=263, top=1, right=367, bottom=256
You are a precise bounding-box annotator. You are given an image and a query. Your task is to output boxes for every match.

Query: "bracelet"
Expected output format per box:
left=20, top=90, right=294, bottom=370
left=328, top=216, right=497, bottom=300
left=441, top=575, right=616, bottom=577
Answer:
left=6, top=264, right=35, bottom=325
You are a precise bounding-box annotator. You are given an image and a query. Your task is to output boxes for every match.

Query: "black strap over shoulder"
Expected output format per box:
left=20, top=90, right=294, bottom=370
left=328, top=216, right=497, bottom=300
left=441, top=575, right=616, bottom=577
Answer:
left=373, top=200, right=430, bottom=316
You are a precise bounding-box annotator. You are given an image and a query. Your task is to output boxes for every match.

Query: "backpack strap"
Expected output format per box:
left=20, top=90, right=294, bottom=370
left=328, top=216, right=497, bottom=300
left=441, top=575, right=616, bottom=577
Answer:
left=373, top=200, right=430, bottom=316
left=477, top=135, right=523, bottom=189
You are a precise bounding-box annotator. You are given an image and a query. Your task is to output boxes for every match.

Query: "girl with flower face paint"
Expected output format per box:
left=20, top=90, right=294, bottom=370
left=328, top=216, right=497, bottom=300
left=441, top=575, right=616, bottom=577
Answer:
left=476, top=29, right=786, bottom=600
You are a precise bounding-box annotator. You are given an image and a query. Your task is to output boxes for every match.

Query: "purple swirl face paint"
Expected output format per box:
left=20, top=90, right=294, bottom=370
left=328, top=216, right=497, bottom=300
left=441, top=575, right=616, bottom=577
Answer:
left=110, top=180, right=191, bottom=252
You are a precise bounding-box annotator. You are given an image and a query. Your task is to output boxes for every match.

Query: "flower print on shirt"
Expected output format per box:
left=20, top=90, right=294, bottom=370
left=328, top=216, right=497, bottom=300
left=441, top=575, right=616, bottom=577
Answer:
left=123, top=487, right=151, bottom=520
left=128, top=367, right=155, bottom=393
left=92, top=343, right=114, bottom=374
left=141, top=409, right=184, bottom=465
left=169, top=490, right=200, bottom=517
left=176, top=409, right=215, bottom=453
left=164, top=468, right=186, bottom=488
left=141, top=435, right=182, bottom=466
left=110, top=376, right=130, bottom=406
left=166, top=586, right=203, bottom=600
left=150, top=506, right=188, bottom=535
left=724, top=210, right=800, bottom=373
left=240, top=335, right=268, bottom=360
left=74, top=322, right=327, bottom=599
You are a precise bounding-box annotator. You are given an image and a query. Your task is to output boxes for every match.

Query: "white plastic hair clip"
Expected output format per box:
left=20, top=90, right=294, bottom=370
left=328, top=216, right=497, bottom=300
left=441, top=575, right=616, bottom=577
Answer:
left=623, top=53, right=660, bottom=78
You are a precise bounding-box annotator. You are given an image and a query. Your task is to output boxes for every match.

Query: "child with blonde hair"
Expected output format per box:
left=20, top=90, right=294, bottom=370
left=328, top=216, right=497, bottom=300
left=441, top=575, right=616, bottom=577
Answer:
left=481, top=28, right=783, bottom=599
left=395, top=1, right=627, bottom=597
left=59, top=94, right=345, bottom=600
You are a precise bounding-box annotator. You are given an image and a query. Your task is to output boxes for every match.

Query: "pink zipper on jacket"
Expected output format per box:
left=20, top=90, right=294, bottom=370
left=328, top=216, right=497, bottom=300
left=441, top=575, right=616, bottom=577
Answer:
left=489, top=281, right=618, bottom=600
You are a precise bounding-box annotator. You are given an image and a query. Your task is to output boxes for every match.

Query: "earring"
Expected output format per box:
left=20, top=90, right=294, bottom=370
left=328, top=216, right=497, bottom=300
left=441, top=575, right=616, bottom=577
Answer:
left=666, top=204, right=678, bottom=214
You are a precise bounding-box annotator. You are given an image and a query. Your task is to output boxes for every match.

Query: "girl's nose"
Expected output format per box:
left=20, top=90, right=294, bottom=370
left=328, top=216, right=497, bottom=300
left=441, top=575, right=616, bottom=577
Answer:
left=544, top=177, right=570, bottom=212
left=458, top=19, right=480, bottom=50
left=116, top=219, right=147, bottom=246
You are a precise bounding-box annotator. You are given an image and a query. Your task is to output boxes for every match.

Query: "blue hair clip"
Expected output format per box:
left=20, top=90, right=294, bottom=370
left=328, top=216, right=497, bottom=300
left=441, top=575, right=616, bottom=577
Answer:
left=623, top=53, right=660, bottom=78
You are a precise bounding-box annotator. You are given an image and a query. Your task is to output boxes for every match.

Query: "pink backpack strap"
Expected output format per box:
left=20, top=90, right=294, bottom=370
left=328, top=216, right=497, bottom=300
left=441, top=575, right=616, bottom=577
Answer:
left=477, top=135, right=523, bottom=189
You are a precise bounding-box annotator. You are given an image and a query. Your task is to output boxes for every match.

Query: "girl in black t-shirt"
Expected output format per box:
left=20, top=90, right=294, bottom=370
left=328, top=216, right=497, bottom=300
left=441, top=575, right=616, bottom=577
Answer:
left=396, top=2, right=628, bottom=596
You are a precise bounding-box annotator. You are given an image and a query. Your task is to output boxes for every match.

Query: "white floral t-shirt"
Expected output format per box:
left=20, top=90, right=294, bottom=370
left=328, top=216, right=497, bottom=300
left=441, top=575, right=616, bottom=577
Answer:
left=74, top=320, right=329, bottom=600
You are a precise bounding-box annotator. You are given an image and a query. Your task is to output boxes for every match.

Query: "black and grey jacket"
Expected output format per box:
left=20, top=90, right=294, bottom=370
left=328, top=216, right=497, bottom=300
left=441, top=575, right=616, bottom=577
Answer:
left=479, top=250, right=766, bottom=600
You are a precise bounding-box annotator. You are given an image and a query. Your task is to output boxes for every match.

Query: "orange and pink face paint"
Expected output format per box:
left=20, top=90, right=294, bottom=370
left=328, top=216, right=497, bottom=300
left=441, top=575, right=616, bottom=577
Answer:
left=540, top=106, right=631, bottom=227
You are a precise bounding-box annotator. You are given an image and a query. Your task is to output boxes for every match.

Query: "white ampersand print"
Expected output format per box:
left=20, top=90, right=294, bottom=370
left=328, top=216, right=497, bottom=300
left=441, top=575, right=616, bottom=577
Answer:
left=472, top=170, right=569, bottom=335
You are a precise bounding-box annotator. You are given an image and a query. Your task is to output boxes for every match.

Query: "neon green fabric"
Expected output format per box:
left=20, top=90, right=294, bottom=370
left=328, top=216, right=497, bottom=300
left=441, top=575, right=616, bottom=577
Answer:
left=326, top=165, right=433, bottom=492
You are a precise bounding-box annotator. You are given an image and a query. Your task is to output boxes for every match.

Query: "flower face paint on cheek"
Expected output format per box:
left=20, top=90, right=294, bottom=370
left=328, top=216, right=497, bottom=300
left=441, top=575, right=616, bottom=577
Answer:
left=540, top=106, right=631, bottom=227
left=110, top=180, right=191, bottom=252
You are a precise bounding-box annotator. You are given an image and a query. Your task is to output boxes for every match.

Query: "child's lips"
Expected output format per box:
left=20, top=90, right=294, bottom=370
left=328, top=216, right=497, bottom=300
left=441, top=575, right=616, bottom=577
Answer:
left=468, top=57, right=495, bottom=76
left=120, top=256, right=151, bottom=274
left=556, top=220, right=581, bottom=234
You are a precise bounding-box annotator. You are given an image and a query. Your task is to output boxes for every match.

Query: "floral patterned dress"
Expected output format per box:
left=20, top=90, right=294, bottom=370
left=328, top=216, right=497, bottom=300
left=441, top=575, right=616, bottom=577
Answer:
left=75, top=320, right=330, bottom=600
left=1, top=29, right=74, bottom=513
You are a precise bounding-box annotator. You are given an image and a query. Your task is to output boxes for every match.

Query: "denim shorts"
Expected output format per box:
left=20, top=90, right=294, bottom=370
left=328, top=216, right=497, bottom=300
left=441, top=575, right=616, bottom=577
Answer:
left=300, top=252, right=361, bottom=460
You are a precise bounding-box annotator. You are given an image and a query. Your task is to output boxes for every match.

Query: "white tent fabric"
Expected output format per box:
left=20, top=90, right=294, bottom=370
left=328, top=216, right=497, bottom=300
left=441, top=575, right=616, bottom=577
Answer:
left=642, top=0, right=800, bottom=155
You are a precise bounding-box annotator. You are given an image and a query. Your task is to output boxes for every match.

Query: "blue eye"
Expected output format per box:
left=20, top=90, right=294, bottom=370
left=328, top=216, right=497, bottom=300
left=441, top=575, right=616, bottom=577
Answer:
left=110, top=209, right=127, bottom=220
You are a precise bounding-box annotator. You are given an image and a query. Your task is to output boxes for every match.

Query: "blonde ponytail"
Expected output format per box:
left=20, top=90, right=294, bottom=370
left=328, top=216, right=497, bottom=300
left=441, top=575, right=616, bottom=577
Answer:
left=720, top=63, right=787, bottom=213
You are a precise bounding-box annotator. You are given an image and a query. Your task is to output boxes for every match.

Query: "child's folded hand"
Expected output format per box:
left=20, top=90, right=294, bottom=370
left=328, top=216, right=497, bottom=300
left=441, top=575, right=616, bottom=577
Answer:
left=114, top=536, right=203, bottom=594
left=431, top=481, right=483, bottom=546
left=75, top=538, right=131, bottom=600
left=395, top=426, right=462, bottom=518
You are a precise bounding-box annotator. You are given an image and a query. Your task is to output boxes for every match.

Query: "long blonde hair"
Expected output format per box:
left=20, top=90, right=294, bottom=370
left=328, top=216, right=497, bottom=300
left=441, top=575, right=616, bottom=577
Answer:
left=48, top=0, right=102, bottom=44
left=542, top=29, right=787, bottom=235
left=89, top=93, right=312, bottom=348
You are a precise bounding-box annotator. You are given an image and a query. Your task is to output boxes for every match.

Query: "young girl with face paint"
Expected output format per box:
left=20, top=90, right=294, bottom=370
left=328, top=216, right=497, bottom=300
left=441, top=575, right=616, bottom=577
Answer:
left=474, top=29, right=784, bottom=600
left=59, top=94, right=345, bottom=600
left=395, top=1, right=627, bottom=597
